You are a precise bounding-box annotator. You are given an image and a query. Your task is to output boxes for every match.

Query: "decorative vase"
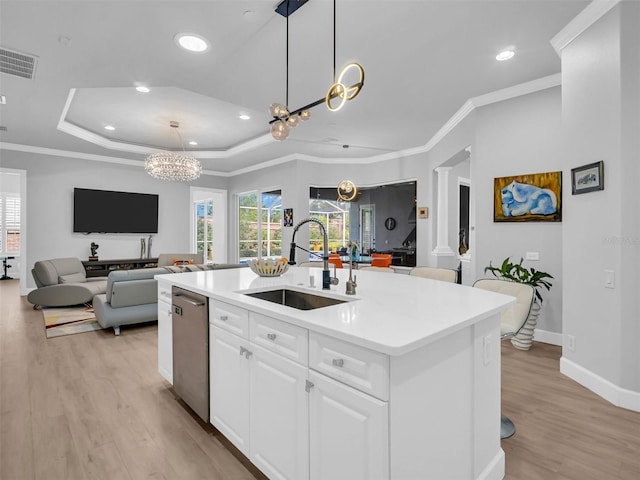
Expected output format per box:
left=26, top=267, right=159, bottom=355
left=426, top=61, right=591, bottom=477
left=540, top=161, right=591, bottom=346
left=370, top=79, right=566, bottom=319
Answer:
left=511, top=301, right=541, bottom=350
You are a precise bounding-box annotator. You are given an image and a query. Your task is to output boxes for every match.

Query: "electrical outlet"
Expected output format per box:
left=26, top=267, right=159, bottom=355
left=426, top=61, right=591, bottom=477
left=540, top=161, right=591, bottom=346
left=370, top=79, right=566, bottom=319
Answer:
left=566, top=334, right=576, bottom=352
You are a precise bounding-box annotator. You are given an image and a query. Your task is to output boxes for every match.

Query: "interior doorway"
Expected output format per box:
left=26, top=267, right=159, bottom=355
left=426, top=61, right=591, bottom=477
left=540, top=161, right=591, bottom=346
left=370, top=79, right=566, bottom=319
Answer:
left=0, top=168, right=27, bottom=295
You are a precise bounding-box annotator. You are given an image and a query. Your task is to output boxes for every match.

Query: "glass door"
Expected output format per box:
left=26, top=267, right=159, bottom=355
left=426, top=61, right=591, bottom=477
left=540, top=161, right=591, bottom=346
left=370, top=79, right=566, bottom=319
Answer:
left=359, top=204, right=375, bottom=253
left=238, top=189, right=282, bottom=263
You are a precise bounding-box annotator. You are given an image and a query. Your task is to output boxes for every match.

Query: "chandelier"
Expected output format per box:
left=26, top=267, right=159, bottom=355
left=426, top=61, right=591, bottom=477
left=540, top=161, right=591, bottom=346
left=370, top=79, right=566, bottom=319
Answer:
left=269, top=0, right=364, bottom=141
left=145, top=121, right=202, bottom=181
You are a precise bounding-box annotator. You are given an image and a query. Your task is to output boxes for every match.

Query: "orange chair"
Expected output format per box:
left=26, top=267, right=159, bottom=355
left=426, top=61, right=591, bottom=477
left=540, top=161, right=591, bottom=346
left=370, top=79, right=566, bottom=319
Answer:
left=328, top=254, right=344, bottom=268
left=370, top=254, right=392, bottom=268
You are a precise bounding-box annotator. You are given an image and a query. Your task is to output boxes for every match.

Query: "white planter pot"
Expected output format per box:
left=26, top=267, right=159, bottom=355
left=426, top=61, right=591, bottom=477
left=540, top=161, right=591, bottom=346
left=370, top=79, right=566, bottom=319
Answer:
left=511, top=301, right=540, bottom=351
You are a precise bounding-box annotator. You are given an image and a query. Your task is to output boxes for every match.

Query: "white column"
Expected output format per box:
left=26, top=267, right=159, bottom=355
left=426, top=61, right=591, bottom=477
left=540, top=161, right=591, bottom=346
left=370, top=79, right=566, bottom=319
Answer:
left=432, top=167, right=454, bottom=256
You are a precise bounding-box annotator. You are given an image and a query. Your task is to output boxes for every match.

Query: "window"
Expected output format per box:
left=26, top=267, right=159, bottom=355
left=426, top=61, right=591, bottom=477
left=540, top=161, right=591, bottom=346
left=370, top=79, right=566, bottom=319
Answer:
left=0, top=194, right=20, bottom=255
left=194, top=199, right=213, bottom=262
left=308, top=197, right=350, bottom=255
left=238, top=189, right=282, bottom=262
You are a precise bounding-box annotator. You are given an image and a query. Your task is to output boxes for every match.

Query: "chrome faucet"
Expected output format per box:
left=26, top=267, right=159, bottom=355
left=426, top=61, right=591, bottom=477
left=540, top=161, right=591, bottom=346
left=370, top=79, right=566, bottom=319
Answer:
left=289, top=217, right=338, bottom=290
left=345, top=258, right=357, bottom=295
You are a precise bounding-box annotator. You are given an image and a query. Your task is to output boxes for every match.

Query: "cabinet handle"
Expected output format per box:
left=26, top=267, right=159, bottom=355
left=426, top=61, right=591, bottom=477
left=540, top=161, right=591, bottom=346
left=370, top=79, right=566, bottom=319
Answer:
left=239, top=346, right=247, bottom=356
left=305, top=380, right=314, bottom=393
left=332, top=358, right=345, bottom=368
left=244, top=350, right=253, bottom=359
left=219, top=315, right=228, bottom=321
left=267, top=333, right=277, bottom=341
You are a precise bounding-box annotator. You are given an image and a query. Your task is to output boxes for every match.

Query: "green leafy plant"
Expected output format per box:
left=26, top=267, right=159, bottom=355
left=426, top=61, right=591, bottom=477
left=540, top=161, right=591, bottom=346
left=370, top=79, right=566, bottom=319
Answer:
left=484, top=257, right=553, bottom=304
left=346, top=240, right=359, bottom=258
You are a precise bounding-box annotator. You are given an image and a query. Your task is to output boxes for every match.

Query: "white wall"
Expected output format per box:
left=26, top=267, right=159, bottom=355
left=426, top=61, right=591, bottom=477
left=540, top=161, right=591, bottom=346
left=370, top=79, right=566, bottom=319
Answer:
left=0, top=149, right=228, bottom=289
left=561, top=2, right=640, bottom=399
left=424, top=88, right=564, bottom=336
left=473, top=87, right=564, bottom=337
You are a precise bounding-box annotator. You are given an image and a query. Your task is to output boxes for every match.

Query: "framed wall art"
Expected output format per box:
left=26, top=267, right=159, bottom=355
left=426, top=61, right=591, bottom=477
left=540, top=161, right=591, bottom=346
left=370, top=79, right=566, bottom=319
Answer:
left=494, top=171, right=562, bottom=222
left=283, top=208, right=293, bottom=227
left=571, top=161, right=604, bottom=195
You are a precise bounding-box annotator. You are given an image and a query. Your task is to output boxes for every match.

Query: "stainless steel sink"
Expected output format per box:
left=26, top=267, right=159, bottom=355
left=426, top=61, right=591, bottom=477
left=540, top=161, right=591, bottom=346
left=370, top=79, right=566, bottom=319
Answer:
left=244, top=289, right=347, bottom=310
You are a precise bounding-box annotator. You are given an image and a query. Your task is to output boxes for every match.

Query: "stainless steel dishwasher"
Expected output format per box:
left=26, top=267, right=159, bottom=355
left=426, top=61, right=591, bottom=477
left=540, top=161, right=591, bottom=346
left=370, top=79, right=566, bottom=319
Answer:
left=172, top=286, right=209, bottom=422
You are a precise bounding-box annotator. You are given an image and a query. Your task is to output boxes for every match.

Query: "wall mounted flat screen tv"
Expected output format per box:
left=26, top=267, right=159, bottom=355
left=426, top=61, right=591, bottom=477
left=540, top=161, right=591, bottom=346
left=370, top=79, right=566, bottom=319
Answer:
left=73, top=188, right=159, bottom=233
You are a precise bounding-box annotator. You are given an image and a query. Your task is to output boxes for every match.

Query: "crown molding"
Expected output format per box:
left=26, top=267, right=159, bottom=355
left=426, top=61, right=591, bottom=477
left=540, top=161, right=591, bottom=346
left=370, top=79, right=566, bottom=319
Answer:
left=225, top=75, right=559, bottom=176
left=6, top=74, right=562, bottom=178
left=0, top=142, right=232, bottom=177
left=421, top=73, right=561, bottom=155
left=550, top=0, right=621, bottom=56
left=57, top=89, right=274, bottom=158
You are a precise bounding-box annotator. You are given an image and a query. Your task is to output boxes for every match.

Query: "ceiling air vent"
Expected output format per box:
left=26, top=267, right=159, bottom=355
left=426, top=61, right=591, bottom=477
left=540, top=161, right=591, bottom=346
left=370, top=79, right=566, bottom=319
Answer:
left=0, top=126, right=7, bottom=132
left=0, top=47, right=38, bottom=80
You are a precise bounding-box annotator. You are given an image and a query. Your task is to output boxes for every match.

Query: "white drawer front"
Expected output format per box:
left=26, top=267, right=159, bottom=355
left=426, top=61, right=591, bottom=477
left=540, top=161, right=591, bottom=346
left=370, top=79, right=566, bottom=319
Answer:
left=158, top=282, right=172, bottom=303
left=210, top=301, right=249, bottom=338
left=250, top=312, right=308, bottom=366
left=309, top=332, right=389, bottom=401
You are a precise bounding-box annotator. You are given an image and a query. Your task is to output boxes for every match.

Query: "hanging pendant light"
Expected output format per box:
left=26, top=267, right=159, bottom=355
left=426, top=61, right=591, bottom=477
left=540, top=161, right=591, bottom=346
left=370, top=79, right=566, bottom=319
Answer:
left=268, top=0, right=364, bottom=140
left=145, top=121, right=202, bottom=181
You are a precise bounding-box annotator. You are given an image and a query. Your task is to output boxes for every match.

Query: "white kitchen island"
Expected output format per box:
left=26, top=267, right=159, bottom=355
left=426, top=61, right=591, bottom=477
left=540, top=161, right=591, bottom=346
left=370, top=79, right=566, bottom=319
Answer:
left=157, top=266, right=514, bottom=480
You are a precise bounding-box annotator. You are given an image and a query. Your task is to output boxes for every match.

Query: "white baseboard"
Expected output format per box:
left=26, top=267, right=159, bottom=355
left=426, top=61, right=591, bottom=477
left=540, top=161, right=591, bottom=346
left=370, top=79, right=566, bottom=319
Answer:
left=533, top=328, right=562, bottom=346
left=560, top=357, right=640, bottom=412
left=477, top=449, right=504, bottom=480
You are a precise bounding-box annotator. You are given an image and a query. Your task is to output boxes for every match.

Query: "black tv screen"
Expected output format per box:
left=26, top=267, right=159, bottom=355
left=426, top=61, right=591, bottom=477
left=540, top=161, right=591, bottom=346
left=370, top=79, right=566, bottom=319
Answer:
left=73, top=188, right=158, bottom=233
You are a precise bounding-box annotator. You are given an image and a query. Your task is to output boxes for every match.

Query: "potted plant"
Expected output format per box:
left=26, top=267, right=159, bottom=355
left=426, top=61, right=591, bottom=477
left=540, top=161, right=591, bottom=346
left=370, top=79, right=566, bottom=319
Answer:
left=484, top=257, right=553, bottom=350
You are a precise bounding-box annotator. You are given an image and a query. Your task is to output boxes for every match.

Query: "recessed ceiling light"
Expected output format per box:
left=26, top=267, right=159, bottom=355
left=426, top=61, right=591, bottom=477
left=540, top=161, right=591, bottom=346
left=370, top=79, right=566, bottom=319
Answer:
left=496, top=50, right=515, bottom=61
left=104, top=125, right=116, bottom=131
left=239, top=114, right=251, bottom=120
left=136, top=86, right=150, bottom=93
left=174, top=33, right=209, bottom=53
left=189, top=141, right=198, bottom=146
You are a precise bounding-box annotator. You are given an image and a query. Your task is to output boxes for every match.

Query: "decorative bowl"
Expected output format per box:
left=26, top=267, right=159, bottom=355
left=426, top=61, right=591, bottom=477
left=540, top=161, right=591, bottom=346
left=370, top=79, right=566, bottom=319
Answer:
left=247, top=257, right=290, bottom=277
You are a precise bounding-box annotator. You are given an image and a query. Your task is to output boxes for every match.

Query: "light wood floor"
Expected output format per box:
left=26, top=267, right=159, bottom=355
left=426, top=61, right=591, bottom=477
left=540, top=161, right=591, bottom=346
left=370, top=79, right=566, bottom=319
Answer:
left=1, top=279, right=639, bottom=479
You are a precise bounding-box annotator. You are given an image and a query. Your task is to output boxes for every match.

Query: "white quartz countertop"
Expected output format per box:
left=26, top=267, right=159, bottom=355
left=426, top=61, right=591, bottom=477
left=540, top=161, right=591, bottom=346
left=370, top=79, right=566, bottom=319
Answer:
left=157, top=267, right=514, bottom=356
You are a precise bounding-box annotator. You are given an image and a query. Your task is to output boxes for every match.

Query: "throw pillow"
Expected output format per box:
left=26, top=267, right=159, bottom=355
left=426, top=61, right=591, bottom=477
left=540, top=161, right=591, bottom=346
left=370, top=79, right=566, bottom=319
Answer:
left=59, top=272, right=87, bottom=284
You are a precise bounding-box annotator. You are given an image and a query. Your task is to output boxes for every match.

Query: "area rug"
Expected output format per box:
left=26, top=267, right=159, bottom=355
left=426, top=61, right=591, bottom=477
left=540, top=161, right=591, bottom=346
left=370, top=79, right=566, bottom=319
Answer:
left=42, top=305, right=102, bottom=338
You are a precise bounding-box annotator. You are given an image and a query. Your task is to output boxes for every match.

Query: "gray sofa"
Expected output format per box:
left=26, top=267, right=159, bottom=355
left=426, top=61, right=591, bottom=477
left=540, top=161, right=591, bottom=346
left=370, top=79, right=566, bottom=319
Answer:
left=93, top=263, right=246, bottom=335
left=27, top=257, right=108, bottom=308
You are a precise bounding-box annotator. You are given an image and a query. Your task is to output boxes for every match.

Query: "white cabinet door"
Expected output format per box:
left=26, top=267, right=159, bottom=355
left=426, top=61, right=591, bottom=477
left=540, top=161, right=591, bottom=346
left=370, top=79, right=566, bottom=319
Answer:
left=249, top=343, right=309, bottom=480
left=210, top=326, right=251, bottom=455
left=309, top=370, right=389, bottom=480
left=157, top=299, right=173, bottom=383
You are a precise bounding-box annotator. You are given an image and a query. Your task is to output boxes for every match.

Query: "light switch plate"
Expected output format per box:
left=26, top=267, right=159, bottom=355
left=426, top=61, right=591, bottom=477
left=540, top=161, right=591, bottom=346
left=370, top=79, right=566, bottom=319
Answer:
left=525, top=252, right=539, bottom=261
left=604, top=269, right=615, bottom=289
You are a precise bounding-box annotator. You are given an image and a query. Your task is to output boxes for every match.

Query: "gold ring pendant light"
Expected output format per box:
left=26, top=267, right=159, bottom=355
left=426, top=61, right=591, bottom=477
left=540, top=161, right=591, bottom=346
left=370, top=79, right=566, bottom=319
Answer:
left=268, top=0, right=365, bottom=140
left=337, top=179, right=358, bottom=202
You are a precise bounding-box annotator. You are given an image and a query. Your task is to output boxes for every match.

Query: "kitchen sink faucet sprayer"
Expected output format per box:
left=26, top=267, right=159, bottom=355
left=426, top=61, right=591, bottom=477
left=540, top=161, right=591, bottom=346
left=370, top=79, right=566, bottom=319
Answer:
left=288, top=218, right=338, bottom=290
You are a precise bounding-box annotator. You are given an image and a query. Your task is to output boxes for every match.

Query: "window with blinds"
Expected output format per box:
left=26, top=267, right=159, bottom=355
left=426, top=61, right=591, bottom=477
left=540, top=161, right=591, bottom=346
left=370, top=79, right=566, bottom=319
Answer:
left=1, top=194, right=21, bottom=255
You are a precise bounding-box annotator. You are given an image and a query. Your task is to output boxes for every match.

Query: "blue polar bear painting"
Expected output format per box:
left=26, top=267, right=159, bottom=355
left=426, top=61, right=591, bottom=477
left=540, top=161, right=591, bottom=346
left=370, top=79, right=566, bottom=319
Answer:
left=494, top=171, right=562, bottom=222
